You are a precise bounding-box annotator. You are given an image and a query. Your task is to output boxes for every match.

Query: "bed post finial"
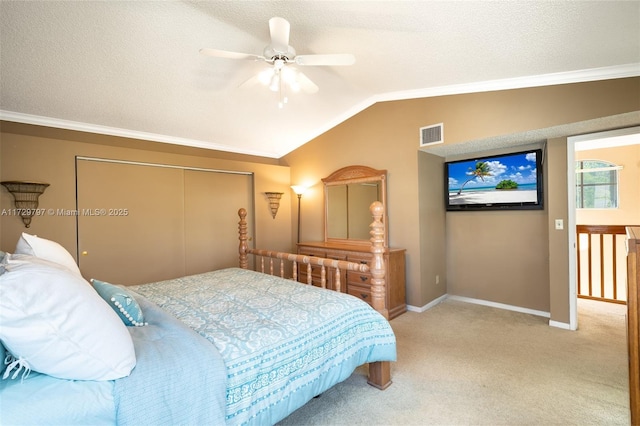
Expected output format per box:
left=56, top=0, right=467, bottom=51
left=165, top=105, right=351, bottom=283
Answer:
left=238, top=208, right=248, bottom=269
left=369, top=201, right=389, bottom=319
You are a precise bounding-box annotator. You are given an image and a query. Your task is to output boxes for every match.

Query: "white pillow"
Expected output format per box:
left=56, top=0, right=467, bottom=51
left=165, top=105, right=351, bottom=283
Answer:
left=0, top=255, right=136, bottom=381
left=14, top=233, right=81, bottom=276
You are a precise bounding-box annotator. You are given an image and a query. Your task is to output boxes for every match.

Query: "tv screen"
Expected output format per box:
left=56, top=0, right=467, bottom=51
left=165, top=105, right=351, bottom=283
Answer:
left=445, top=148, right=543, bottom=211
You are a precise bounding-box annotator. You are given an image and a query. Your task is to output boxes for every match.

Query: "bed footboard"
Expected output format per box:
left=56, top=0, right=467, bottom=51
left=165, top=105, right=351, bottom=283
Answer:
left=238, top=245, right=369, bottom=293
left=237, top=202, right=388, bottom=318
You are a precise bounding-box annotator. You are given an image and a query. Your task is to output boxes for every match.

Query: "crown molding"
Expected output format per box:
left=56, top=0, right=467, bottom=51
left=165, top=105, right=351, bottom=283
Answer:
left=375, top=63, right=640, bottom=102
left=0, top=111, right=280, bottom=159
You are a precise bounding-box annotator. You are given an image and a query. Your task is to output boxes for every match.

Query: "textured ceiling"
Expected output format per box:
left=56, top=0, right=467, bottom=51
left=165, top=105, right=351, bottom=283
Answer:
left=1, top=1, right=639, bottom=158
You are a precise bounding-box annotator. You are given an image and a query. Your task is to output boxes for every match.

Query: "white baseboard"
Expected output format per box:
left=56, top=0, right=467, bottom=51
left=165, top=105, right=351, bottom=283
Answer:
left=406, top=294, right=575, bottom=330
left=447, top=295, right=550, bottom=318
left=406, top=293, right=448, bottom=313
left=548, top=320, right=573, bottom=330
left=436, top=294, right=551, bottom=318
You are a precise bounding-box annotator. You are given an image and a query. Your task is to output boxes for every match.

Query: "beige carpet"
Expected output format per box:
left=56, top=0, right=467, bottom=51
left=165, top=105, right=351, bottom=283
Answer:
left=278, top=298, right=630, bottom=425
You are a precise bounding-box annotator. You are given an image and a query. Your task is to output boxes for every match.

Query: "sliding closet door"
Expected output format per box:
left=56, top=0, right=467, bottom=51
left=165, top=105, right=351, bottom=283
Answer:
left=184, top=170, right=252, bottom=275
left=76, top=159, right=186, bottom=284
left=76, top=158, right=254, bottom=285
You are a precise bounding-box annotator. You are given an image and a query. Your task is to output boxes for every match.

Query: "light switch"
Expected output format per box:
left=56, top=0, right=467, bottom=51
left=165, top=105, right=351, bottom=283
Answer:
left=555, top=219, right=564, bottom=230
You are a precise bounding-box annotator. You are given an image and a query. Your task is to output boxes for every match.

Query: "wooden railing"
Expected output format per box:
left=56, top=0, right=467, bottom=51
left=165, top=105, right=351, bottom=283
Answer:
left=625, top=227, right=640, bottom=425
left=576, top=225, right=635, bottom=304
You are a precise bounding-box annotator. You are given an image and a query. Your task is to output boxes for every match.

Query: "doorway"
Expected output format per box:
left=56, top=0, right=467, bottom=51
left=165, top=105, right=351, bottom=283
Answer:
left=568, top=126, right=640, bottom=329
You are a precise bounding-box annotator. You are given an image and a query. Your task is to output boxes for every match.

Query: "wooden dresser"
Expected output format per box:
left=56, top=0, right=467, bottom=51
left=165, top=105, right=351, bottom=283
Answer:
left=297, top=241, right=406, bottom=319
left=626, top=227, right=640, bottom=426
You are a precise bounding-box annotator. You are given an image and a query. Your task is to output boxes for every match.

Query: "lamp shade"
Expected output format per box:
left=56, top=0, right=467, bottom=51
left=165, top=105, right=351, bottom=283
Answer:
left=291, top=185, right=308, bottom=196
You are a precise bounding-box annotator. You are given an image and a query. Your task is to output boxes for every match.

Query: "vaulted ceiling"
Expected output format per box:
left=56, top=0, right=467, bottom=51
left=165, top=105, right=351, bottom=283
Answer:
left=1, top=1, right=638, bottom=158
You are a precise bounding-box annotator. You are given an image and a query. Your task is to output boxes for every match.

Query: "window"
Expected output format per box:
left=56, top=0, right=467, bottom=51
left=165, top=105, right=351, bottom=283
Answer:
left=575, top=160, right=619, bottom=209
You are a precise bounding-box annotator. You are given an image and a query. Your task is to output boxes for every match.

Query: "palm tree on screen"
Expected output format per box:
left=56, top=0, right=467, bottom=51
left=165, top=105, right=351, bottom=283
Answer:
left=457, top=161, right=492, bottom=195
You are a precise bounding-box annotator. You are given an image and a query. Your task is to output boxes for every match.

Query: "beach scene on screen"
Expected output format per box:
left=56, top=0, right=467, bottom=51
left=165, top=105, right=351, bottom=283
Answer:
left=448, top=151, right=538, bottom=205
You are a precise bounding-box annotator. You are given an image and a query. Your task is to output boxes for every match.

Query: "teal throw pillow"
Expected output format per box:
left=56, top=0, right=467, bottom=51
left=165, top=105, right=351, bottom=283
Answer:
left=0, top=339, right=7, bottom=376
left=90, top=279, right=147, bottom=327
left=0, top=251, right=6, bottom=275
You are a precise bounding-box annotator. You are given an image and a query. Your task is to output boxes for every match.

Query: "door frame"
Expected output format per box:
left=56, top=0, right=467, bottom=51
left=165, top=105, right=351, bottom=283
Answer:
left=567, top=126, right=640, bottom=330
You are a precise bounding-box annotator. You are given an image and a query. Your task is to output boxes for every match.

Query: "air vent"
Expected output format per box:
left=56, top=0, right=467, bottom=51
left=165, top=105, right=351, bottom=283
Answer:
left=419, top=123, right=444, bottom=147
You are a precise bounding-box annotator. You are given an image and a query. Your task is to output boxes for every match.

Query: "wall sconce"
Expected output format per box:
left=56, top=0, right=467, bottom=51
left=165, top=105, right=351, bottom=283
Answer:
left=1, top=181, right=50, bottom=228
left=291, top=185, right=308, bottom=243
left=264, top=192, right=284, bottom=219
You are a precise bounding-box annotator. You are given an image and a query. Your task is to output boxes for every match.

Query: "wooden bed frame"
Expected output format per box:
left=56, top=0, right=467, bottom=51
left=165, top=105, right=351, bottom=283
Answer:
left=237, top=201, right=392, bottom=390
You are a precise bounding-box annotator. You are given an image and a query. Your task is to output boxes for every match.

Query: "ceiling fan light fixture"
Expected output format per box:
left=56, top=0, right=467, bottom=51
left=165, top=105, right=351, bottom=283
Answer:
left=258, top=68, right=273, bottom=85
left=279, top=66, right=299, bottom=92
left=280, top=66, right=295, bottom=83
left=273, top=58, right=286, bottom=70
left=269, top=73, right=280, bottom=92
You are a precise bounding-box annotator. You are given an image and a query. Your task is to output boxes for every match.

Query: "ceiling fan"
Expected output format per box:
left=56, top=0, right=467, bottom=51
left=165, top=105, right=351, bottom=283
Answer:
left=200, top=17, right=355, bottom=107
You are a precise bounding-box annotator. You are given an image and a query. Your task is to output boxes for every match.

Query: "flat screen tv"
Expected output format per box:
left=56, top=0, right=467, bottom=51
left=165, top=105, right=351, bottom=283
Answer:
left=445, top=148, right=544, bottom=211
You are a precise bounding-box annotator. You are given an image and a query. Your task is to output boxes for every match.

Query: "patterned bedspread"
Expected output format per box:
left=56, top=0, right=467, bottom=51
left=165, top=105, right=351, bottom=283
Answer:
left=130, top=267, right=396, bottom=425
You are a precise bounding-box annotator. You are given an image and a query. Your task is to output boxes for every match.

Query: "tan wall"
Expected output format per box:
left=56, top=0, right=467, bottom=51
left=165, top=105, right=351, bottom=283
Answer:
left=576, top=143, right=640, bottom=226
left=0, top=123, right=293, bottom=280
left=282, top=77, right=640, bottom=323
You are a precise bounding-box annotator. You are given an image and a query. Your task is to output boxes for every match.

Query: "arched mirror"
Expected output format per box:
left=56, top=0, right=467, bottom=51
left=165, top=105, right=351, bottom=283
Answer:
left=323, top=165, right=388, bottom=247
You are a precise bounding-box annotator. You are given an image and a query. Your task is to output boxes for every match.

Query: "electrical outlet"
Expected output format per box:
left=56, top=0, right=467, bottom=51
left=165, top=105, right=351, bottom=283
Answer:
left=436, top=275, right=440, bottom=285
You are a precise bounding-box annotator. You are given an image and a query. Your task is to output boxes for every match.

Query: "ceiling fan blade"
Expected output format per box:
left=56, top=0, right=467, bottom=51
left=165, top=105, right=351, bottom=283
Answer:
left=295, top=53, right=355, bottom=66
left=269, top=17, right=290, bottom=51
left=296, top=71, right=319, bottom=94
left=199, top=48, right=264, bottom=61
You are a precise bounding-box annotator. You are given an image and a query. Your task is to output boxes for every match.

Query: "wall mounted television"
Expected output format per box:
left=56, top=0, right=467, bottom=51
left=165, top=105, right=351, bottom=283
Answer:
left=445, top=148, right=544, bottom=211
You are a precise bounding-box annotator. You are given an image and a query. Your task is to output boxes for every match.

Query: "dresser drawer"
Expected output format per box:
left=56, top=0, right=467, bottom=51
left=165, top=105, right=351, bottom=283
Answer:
left=298, top=247, right=327, bottom=258
left=347, top=270, right=372, bottom=286
left=326, top=253, right=347, bottom=262
left=297, top=247, right=325, bottom=282
left=297, top=247, right=347, bottom=292
left=347, top=253, right=371, bottom=268
left=347, top=284, right=372, bottom=304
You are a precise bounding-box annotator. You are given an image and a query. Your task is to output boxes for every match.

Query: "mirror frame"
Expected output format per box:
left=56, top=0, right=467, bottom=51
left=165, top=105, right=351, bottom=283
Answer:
left=322, top=165, right=388, bottom=247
